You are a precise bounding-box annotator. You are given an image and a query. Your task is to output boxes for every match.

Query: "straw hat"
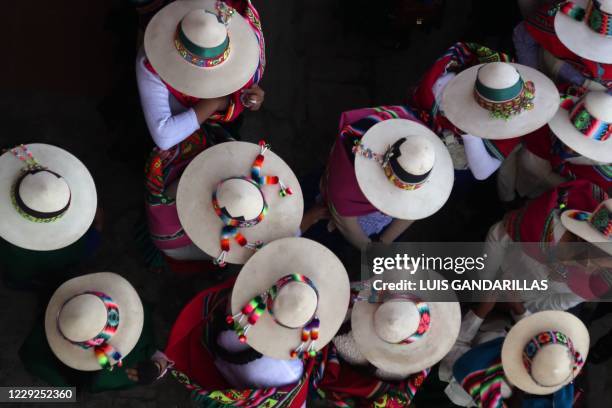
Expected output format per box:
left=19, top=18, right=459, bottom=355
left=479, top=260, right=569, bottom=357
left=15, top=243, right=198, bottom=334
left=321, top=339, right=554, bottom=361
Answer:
left=441, top=62, right=560, bottom=139
left=549, top=91, right=612, bottom=163
left=561, top=199, right=612, bottom=255
left=555, top=0, right=612, bottom=64
left=44, top=272, right=144, bottom=371
left=0, top=144, right=97, bottom=251
left=229, top=237, right=350, bottom=360
left=502, top=311, right=589, bottom=395
left=177, top=141, right=303, bottom=265
left=351, top=270, right=461, bottom=376
left=353, top=119, right=454, bottom=220
left=144, top=0, right=260, bottom=98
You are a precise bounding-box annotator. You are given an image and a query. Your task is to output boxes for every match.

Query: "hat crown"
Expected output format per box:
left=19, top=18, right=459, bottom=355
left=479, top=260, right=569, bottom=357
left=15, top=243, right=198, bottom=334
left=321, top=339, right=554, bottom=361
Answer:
left=374, top=300, right=420, bottom=343
left=19, top=171, right=70, bottom=213
left=396, top=136, right=435, bottom=176
left=584, top=91, right=612, bottom=123
left=530, top=344, right=573, bottom=387
left=599, top=0, right=612, bottom=13
left=58, top=294, right=108, bottom=343
left=181, top=9, right=227, bottom=48
left=477, top=62, right=521, bottom=89
left=272, top=281, right=318, bottom=328
left=217, top=178, right=264, bottom=220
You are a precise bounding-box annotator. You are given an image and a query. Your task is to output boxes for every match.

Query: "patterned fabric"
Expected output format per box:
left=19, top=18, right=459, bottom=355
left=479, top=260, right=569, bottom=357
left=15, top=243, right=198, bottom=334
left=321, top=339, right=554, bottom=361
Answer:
left=143, top=0, right=265, bottom=252
left=522, top=123, right=612, bottom=194
left=410, top=42, right=521, bottom=160
left=323, top=105, right=425, bottom=217
left=317, top=344, right=429, bottom=408
left=165, top=279, right=320, bottom=407
left=559, top=0, right=612, bottom=37
left=522, top=331, right=584, bottom=382
left=503, top=180, right=608, bottom=261
left=525, top=2, right=612, bottom=87
left=568, top=96, right=612, bottom=141
left=453, top=338, right=506, bottom=408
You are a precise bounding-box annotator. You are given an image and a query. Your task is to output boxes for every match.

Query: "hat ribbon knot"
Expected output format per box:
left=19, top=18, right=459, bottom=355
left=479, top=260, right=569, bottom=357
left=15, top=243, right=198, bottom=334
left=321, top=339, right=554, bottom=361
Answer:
left=57, top=291, right=123, bottom=370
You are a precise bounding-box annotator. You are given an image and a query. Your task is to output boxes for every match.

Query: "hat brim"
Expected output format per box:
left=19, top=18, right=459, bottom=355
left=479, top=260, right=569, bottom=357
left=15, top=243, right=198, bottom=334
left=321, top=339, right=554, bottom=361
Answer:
left=44, top=272, right=144, bottom=371
left=502, top=310, right=589, bottom=395
left=561, top=210, right=612, bottom=255
left=144, top=0, right=260, bottom=98
left=354, top=119, right=454, bottom=220
left=0, top=144, right=97, bottom=251
left=441, top=63, right=560, bottom=139
left=177, top=141, right=303, bottom=265
left=549, top=106, right=612, bottom=163
left=555, top=0, right=612, bottom=64
left=351, top=270, right=461, bottom=376
left=231, top=237, right=350, bottom=360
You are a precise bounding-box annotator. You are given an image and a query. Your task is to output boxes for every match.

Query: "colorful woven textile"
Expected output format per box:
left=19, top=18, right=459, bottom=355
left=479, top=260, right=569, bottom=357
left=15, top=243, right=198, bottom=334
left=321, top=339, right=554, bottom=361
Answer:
left=525, top=2, right=612, bottom=87
left=410, top=42, right=521, bottom=160
left=453, top=338, right=506, bottom=408
left=522, top=124, right=612, bottom=195
left=317, top=344, right=429, bottom=407
left=503, top=180, right=608, bottom=256
left=322, top=105, right=425, bottom=217
left=165, top=279, right=319, bottom=407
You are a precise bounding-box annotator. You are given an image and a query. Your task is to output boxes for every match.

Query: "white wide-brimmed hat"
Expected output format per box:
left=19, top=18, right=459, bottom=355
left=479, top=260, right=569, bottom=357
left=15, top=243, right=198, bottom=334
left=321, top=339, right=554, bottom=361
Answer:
left=353, top=119, right=454, bottom=220
left=144, top=0, right=260, bottom=98
left=561, top=199, right=612, bottom=255
left=44, top=272, right=144, bottom=371
left=177, top=141, right=303, bottom=265
left=0, top=144, right=97, bottom=251
left=502, top=310, right=589, bottom=395
left=351, top=270, right=461, bottom=376
left=549, top=91, right=612, bottom=163
left=555, top=0, right=612, bottom=64
left=229, top=237, right=350, bottom=360
left=441, top=62, right=560, bottom=139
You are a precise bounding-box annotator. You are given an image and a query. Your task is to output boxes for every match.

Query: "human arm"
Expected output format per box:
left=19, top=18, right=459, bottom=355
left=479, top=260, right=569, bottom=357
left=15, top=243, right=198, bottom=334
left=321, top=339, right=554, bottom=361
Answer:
left=461, top=134, right=502, bottom=180
left=379, top=218, right=414, bottom=244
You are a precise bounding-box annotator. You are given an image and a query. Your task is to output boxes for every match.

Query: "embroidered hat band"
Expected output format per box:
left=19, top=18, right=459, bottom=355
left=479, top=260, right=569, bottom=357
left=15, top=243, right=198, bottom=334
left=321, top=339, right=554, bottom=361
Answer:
left=522, top=330, right=584, bottom=387
left=559, top=1, right=612, bottom=37
left=174, top=1, right=235, bottom=67
left=57, top=291, right=123, bottom=370
left=473, top=67, right=536, bottom=120
left=569, top=201, right=612, bottom=238
left=353, top=138, right=432, bottom=191
left=10, top=145, right=71, bottom=223
left=227, top=273, right=320, bottom=359
left=567, top=96, right=612, bottom=141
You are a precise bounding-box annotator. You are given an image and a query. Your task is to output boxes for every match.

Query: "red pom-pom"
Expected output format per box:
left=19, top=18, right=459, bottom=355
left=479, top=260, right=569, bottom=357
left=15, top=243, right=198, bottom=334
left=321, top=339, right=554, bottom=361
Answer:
left=290, top=350, right=298, bottom=358
left=239, top=335, right=247, bottom=343
left=285, top=187, right=293, bottom=195
left=258, top=140, right=266, bottom=147
left=226, top=315, right=234, bottom=325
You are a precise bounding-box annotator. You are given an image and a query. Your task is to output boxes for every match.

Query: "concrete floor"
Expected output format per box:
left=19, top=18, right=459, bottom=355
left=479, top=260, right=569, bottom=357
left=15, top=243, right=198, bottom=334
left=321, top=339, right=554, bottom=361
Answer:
left=1, top=0, right=612, bottom=407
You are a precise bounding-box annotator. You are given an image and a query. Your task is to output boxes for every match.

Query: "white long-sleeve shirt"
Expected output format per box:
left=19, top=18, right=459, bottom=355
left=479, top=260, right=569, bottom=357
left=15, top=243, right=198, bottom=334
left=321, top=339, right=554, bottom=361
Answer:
left=136, top=48, right=201, bottom=150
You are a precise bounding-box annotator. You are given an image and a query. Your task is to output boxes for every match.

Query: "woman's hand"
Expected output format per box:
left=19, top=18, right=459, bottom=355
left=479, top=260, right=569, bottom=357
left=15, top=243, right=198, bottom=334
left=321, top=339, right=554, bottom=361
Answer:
left=300, top=203, right=330, bottom=233
left=194, top=96, right=230, bottom=123
left=241, top=84, right=265, bottom=111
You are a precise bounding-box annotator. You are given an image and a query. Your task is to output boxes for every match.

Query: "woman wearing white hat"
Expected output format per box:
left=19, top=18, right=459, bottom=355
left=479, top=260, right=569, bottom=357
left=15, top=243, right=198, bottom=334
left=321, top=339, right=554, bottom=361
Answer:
left=449, top=310, right=588, bottom=407
left=322, top=106, right=454, bottom=250
left=513, top=1, right=612, bottom=92
left=164, top=238, right=350, bottom=406
left=317, top=270, right=460, bottom=406
left=440, top=59, right=559, bottom=203
left=0, top=144, right=101, bottom=289
left=19, top=272, right=173, bottom=391
left=516, top=89, right=612, bottom=200
left=139, top=0, right=267, bottom=263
